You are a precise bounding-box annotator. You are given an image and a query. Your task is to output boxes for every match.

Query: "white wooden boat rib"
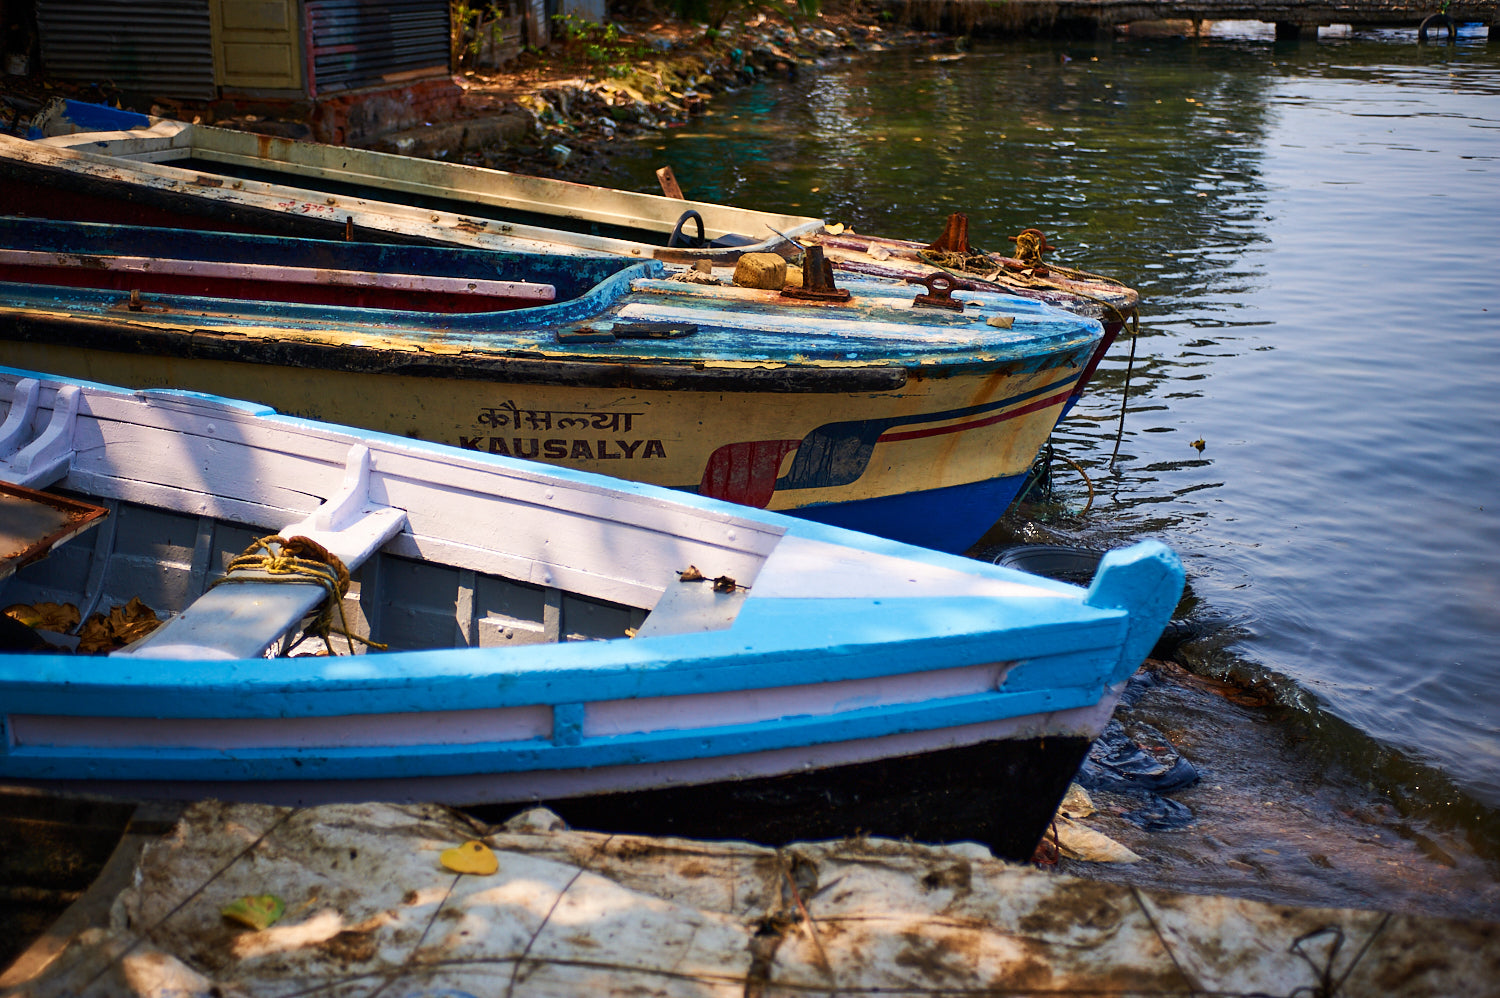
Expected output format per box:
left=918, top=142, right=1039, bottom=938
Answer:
left=0, top=369, right=1182, bottom=859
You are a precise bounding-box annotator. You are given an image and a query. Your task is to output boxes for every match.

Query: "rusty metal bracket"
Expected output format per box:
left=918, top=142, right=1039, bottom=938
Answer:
left=926, top=213, right=971, bottom=254
left=780, top=245, right=850, bottom=303
left=908, top=273, right=966, bottom=311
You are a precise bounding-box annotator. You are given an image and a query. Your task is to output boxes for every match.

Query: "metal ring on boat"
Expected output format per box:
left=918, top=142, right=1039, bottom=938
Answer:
left=668, top=209, right=707, bottom=248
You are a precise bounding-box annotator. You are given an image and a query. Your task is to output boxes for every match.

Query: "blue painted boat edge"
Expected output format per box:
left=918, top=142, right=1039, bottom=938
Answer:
left=1085, top=540, right=1186, bottom=683
left=0, top=257, right=669, bottom=331
left=786, top=472, right=1029, bottom=553
left=0, top=601, right=1128, bottom=715
left=0, top=685, right=1105, bottom=783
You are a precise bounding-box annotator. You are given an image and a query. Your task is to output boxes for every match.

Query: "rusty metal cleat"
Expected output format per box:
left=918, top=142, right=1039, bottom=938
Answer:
left=908, top=272, right=966, bottom=311
left=780, top=244, right=850, bottom=302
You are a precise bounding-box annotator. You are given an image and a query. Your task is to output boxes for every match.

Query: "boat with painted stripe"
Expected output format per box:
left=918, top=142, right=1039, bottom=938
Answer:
left=0, top=217, right=1102, bottom=552
left=0, top=369, right=1183, bottom=860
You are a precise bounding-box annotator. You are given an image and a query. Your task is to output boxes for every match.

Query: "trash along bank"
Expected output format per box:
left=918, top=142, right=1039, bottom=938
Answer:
left=5, top=800, right=1497, bottom=996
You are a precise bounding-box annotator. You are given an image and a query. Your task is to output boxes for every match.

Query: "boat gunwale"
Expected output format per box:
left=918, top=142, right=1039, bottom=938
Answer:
left=5, top=130, right=822, bottom=263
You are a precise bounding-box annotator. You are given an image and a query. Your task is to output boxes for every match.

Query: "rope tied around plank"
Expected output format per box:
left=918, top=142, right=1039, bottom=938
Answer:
left=210, top=534, right=385, bottom=655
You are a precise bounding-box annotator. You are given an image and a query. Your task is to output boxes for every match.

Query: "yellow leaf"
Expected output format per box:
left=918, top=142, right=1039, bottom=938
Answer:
left=221, top=894, right=285, bottom=930
left=441, top=840, right=498, bottom=876
left=6, top=602, right=80, bottom=632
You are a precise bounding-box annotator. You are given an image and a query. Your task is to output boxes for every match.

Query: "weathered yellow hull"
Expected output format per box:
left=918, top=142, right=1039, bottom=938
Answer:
left=6, top=341, right=1079, bottom=548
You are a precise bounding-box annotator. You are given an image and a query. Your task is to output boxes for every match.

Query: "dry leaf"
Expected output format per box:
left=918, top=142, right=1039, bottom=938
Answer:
left=222, top=894, right=285, bottom=931
left=5, top=601, right=80, bottom=632
left=441, top=840, right=498, bottom=876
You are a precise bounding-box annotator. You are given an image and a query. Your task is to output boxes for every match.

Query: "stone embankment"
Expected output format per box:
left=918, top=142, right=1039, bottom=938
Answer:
left=370, top=13, right=946, bottom=177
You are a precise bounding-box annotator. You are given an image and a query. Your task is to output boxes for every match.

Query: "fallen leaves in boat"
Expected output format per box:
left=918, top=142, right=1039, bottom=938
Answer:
left=4, top=601, right=80, bottom=632
left=76, top=597, right=162, bottom=654
left=221, top=894, right=286, bottom=931
left=440, top=840, right=499, bottom=876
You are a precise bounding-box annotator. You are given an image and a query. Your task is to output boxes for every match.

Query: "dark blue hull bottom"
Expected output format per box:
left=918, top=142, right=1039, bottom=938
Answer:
left=787, top=472, right=1028, bottom=553
left=478, top=733, right=1092, bottom=863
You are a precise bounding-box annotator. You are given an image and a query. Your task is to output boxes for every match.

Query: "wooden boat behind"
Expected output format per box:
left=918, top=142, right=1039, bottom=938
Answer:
left=0, top=216, right=1104, bottom=553
left=2, top=100, right=822, bottom=264
left=0, top=369, right=1185, bottom=861
left=5, top=100, right=1137, bottom=321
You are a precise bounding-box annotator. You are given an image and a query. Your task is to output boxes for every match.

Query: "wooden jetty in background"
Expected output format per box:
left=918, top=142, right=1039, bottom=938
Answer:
left=898, top=0, right=1500, bottom=40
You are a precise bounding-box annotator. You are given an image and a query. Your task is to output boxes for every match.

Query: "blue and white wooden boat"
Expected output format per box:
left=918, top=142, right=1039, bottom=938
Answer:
left=0, top=369, right=1184, bottom=860
left=0, top=216, right=1104, bottom=553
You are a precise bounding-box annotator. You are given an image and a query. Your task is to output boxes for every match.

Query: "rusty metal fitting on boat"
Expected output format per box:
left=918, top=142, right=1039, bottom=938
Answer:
left=780, top=244, right=850, bottom=302
left=128, top=289, right=143, bottom=311
left=908, top=273, right=965, bottom=311
left=926, top=213, right=971, bottom=254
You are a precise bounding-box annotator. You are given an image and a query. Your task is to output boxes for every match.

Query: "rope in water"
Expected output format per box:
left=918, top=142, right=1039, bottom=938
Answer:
left=210, top=534, right=385, bottom=656
left=1109, top=324, right=1139, bottom=471
left=1058, top=453, right=1096, bottom=516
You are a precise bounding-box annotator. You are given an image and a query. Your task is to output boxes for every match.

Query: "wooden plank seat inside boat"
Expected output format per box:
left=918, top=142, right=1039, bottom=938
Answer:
left=0, top=377, right=408, bottom=659
left=114, top=445, right=406, bottom=661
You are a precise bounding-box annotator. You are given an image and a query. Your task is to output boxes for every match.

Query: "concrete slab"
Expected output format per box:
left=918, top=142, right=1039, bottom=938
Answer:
left=5, top=800, right=1497, bottom=995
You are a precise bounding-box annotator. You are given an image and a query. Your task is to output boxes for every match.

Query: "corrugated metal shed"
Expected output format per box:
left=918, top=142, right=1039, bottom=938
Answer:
left=306, top=0, right=450, bottom=96
left=36, top=0, right=216, bottom=100
left=35, top=0, right=453, bottom=102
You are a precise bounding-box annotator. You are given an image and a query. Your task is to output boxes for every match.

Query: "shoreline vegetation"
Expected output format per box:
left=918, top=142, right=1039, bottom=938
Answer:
left=438, top=0, right=956, bottom=180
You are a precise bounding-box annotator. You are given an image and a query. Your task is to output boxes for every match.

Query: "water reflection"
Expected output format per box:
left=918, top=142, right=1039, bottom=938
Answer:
left=595, top=31, right=1500, bottom=856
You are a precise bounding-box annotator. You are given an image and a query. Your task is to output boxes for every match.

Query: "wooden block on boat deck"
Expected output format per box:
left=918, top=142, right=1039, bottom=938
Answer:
left=733, top=252, right=788, bottom=290
left=634, top=578, right=747, bottom=638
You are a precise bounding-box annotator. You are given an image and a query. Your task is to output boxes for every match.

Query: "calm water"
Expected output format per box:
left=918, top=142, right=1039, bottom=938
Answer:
left=597, top=27, right=1500, bottom=849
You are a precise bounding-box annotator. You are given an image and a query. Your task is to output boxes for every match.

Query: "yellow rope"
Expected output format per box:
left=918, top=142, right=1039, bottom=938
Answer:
left=1012, top=229, right=1049, bottom=269
left=1057, top=454, right=1096, bottom=516
left=211, top=534, right=385, bottom=656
